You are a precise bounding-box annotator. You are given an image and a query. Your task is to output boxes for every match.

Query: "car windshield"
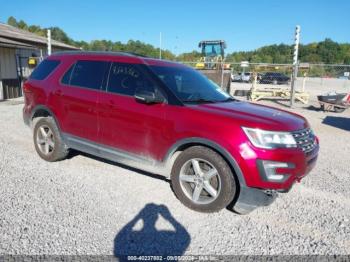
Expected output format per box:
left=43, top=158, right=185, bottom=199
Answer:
left=149, top=65, right=232, bottom=104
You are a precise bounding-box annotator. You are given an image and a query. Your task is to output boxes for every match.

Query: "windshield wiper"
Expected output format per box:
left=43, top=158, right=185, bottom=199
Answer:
left=220, top=97, right=237, bottom=102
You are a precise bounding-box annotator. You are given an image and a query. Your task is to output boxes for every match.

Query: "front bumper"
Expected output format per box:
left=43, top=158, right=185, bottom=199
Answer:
left=236, top=143, right=319, bottom=190
left=226, top=141, right=319, bottom=214
left=227, top=186, right=278, bottom=214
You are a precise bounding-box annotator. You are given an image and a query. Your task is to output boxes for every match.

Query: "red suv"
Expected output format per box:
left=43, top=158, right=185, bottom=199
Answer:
left=23, top=52, right=319, bottom=214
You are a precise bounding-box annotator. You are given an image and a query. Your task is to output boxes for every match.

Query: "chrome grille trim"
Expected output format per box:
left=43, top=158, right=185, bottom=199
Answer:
left=292, top=128, right=317, bottom=153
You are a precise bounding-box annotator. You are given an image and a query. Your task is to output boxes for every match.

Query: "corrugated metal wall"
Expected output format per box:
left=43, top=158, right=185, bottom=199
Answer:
left=0, top=45, right=75, bottom=99
left=0, top=46, right=69, bottom=80
left=16, top=48, right=41, bottom=78
left=0, top=47, right=17, bottom=79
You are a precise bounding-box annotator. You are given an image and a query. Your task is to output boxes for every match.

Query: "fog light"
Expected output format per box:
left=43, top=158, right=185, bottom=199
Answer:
left=257, top=160, right=294, bottom=182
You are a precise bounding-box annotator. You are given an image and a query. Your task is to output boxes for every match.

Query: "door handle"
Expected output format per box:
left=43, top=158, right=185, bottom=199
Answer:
left=54, top=90, right=63, bottom=96
left=108, top=100, right=115, bottom=108
left=88, top=107, right=96, bottom=113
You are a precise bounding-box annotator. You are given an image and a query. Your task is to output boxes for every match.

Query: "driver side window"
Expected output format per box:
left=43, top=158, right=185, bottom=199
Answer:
left=107, top=62, right=157, bottom=96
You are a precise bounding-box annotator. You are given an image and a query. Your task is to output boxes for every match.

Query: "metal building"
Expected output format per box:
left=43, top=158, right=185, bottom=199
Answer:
left=0, top=22, right=78, bottom=100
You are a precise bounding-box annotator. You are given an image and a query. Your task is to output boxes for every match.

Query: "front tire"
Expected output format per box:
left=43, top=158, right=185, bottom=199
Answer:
left=33, top=117, right=69, bottom=162
left=171, top=146, right=236, bottom=213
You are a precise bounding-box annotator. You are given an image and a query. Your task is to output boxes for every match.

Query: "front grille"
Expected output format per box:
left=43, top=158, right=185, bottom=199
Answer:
left=292, top=128, right=317, bottom=154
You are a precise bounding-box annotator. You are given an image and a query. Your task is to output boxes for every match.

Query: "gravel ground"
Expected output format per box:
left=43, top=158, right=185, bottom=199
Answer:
left=0, top=95, right=349, bottom=256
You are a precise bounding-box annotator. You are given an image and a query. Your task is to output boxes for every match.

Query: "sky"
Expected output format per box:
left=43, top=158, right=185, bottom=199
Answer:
left=1, top=0, right=349, bottom=54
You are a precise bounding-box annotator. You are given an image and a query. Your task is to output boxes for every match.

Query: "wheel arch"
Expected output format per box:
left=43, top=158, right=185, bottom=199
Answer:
left=164, top=138, right=246, bottom=187
left=30, top=105, right=61, bottom=132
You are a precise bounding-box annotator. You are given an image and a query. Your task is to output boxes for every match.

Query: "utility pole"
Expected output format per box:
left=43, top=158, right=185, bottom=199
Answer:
left=47, top=29, right=52, bottom=56
left=0, top=80, right=3, bottom=101
left=0, top=56, right=3, bottom=100
left=290, top=25, right=300, bottom=108
left=159, top=32, right=162, bottom=59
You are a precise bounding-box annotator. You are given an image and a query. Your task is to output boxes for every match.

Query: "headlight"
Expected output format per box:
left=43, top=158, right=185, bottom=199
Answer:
left=242, top=127, right=297, bottom=149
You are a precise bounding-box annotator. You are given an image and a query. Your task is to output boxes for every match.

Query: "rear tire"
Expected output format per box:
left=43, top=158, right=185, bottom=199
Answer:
left=33, top=117, right=69, bottom=162
left=171, top=146, right=236, bottom=213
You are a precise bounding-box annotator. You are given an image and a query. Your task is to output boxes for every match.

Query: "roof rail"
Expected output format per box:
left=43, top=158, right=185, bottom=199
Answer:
left=51, top=50, right=150, bottom=58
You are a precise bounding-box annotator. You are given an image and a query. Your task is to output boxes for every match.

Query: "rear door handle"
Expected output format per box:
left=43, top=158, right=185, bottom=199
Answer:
left=108, top=100, right=116, bottom=108
left=54, top=90, right=63, bottom=96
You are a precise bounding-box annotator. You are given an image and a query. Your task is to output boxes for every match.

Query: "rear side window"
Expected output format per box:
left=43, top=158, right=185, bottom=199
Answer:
left=68, top=60, right=109, bottom=90
left=107, top=62, right=157, bottom=96
left=30, top=59, right=60, bottom=80
left=61, top=64, right=74, bottom=85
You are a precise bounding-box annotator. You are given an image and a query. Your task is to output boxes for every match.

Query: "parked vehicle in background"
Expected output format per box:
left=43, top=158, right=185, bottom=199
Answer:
left=231, top=72, right=241, bottom=82
left=23, top=51, right=319, bottom=214
left=231, top=72, right=252, bottom=82
left=195, top=40, right=231, bottom=92
left=339, top=72, right=350, bottom=80
left=259, top=72, right=290, bottom=85
left=241, top=72, right=252, bottom=82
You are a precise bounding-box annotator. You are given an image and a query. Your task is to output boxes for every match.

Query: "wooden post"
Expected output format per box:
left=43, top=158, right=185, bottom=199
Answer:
left=302, top=72, right=307, bottom=92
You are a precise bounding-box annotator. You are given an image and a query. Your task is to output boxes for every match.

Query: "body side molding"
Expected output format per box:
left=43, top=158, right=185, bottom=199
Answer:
left=62, top=133, right=168, bottom=176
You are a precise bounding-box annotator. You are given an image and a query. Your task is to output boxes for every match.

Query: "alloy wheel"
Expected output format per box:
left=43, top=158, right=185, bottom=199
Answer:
left=179, top=158, right=221, bottom=205
left=36, top=125, right=55, bottom=155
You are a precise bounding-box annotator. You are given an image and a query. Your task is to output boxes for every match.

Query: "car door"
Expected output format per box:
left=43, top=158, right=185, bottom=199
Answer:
left=54, top=59, right=109, bottom=142
left=98, top=61, right=169, bottom=161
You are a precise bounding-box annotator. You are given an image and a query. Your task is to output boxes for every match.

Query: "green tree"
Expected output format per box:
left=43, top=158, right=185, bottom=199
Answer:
left=176, top=51, right=201, bottom=62
left=17, top=20, right=28, bottom=30
left=48, top=27, right=74, bottom=45
left=7, top=16, right=17, bottom=27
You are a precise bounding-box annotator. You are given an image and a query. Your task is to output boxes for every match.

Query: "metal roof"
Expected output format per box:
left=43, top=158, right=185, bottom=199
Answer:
left=0, top=23, right=79, bottom=50
left=198, top=40, right=227, bottom=48
left=0, top=36, right=35, bottom=49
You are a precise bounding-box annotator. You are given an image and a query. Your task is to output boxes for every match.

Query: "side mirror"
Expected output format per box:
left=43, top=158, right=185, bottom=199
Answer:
left=134, top=88, right=165, bottom=104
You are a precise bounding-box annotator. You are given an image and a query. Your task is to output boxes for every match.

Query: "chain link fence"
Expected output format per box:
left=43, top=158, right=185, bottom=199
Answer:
left=177, top=60, right=350, bottom=105
left=230, top=62, right=293, bottom=86
left=295, top=64, right=350, bottom=96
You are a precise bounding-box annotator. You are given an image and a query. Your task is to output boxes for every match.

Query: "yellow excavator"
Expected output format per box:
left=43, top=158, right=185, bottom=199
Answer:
left=195, top=40, right=231, bottom=93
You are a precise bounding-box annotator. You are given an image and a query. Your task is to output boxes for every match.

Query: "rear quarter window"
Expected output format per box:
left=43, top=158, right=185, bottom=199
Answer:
left=30, top=59, right=60, bottom=80
left=61, top=64, right=74, bottom=85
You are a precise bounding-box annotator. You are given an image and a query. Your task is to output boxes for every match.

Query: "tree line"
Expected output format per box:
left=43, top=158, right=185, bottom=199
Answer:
left=7, top=16, right=350, bottom=65
left=226, top=41, right=350, bottom=65
left=7, top=16, right=175, bottom=60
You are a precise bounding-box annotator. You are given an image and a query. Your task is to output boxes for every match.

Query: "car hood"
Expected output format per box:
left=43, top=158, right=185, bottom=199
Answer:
left=192, top=100, right=308, bottom=131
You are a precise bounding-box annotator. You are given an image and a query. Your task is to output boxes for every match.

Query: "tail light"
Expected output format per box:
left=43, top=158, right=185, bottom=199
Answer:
left=23, top=82, right=33, bottom=93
